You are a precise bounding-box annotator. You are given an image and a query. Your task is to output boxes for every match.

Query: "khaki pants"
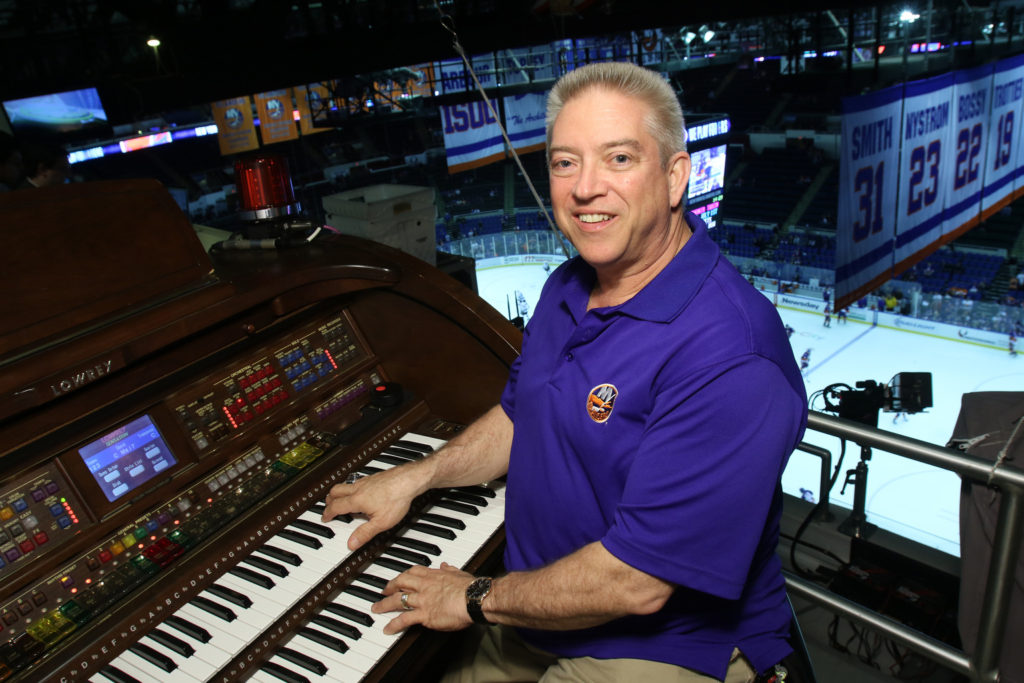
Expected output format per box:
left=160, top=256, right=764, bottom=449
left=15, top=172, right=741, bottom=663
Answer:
left=441, top=625, right=758, bottom=683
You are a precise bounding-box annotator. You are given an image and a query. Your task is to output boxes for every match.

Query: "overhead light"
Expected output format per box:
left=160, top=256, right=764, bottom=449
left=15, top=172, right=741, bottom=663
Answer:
left=146, top=37, right=161, bottom=47
left=699, top=25, right=715, bottom=43
left=682, top=31, right=696, bottom=45
left=900, top=10, right=920, bottom=23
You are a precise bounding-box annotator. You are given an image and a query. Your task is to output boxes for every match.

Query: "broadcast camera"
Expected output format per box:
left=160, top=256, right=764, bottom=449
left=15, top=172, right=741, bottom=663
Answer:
left=821, top=372, right=933, bottom=427
left=817, top=372, right=933, bottom=540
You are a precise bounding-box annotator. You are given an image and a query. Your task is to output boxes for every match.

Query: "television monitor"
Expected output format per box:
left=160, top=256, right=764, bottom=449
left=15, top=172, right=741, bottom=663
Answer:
left=2, top=87, right=110, bottom=140
left=688, top=144, right=726, bottom=199
left=687, top=144, right=726, bottom=229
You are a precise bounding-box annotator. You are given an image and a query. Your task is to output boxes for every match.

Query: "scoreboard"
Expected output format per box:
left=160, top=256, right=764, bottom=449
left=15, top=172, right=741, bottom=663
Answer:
left=686, top=115, right=731, bottom=229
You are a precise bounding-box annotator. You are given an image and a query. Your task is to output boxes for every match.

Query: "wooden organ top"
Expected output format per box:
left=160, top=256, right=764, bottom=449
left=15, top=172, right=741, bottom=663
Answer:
left=0, top=180, right=521, bottom=682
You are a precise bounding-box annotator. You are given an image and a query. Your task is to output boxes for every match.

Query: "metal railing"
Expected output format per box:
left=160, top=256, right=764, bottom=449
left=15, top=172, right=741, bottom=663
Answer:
left=787, top=410, right=1024, bottom=683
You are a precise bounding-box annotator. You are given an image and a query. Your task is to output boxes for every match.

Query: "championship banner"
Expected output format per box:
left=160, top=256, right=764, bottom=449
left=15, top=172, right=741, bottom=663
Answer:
left=439, top=97, right=504, bottom=173
left=836, top=84, right=903, bottom=308
left=253, top=89, right=298, bottom=145
left=894, top=73, right=954, bottom=269
left=981, top=53, right=1024, bottom=218
left=210, top=96, right=259, bottom=156
left=503, top=92, right=547, bottom=155
left=945, top=64, right=993, bottom=238
left=295, top=83, right=332, bottom=136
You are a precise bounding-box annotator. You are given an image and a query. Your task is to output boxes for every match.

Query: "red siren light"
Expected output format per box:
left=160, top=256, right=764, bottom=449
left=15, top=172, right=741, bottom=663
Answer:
left=234, top=154, right=300, bottom=221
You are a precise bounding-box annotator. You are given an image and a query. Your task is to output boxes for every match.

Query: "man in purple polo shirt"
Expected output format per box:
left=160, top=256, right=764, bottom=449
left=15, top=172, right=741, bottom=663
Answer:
left=322, top=61, right=807, bottom=682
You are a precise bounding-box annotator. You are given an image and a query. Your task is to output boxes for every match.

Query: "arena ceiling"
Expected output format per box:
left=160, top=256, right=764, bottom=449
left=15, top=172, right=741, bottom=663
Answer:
left=0, top=1, right=1016, bottom=122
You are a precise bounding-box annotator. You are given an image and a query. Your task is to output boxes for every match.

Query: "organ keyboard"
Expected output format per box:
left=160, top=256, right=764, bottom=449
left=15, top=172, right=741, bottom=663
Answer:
left=0, top=180, right=521, bottom=682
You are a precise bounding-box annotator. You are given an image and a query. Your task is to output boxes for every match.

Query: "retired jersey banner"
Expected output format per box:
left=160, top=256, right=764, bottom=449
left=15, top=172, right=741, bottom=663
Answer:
left=981, top=54, right=1024, bottom=217
left=836, top=84, right=902, bottom=307
left=439, top=97, right=504, bottom=173
left=895, top=73, right=954, bottom=269
left=503, top=92, right=547, bottom=155
left=295, top=83, right=332, bottom=136
left=254, top=89, right=298, bottom=145
left=210, top=96, right=259, bottom=156
left=945, top=64, right=993, bottom=237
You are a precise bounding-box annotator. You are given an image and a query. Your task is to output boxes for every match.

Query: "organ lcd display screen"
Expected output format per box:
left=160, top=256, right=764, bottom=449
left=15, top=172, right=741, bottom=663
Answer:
left=78, top=415, right=177, bottom=502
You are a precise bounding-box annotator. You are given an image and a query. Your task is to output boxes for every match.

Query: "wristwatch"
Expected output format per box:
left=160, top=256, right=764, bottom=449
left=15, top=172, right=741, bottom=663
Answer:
left=465, top=576, right=495, bottom=625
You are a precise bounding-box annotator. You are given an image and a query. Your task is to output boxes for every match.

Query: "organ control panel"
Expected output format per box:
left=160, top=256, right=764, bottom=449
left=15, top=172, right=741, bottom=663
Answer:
left=0, top=308, right=383, bottom=652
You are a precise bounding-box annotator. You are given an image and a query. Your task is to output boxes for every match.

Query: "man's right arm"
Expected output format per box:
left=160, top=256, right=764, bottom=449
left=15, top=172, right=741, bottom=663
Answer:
left=321, top=404, right=513, bottom=551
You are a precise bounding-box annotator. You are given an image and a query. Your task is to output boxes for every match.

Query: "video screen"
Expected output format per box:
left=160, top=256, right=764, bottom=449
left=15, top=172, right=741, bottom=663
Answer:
left=78, top=415, right=177, bottom=503
left=688, top=144, right=726, bottom=200
left=3, top=87, right=109, bottom=138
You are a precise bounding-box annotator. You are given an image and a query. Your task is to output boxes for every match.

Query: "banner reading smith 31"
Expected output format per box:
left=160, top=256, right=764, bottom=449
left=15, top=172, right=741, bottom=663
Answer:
left=836, top=84, right=902, bottom=305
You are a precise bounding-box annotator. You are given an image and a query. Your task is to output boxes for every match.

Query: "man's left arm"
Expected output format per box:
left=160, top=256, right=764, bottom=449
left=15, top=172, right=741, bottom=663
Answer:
left=373, top=540, right=671, bottom=634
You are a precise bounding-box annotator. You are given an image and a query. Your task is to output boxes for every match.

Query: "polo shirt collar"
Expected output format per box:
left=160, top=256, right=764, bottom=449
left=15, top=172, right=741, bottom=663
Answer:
left=560, top=212, right=719, bottom=324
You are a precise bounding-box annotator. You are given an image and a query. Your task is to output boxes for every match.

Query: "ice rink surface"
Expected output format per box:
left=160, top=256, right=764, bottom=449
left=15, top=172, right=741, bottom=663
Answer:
left=477, top=262, right=1021, bottom=556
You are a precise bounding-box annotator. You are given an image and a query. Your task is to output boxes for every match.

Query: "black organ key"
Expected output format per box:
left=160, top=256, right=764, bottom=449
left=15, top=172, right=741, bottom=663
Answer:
left=455, top=484, right=497, bottom=499
left=147, top=627, right=195, bottom=657
left=311, top=614, right=362, bottom=640
left=243, top=555, right=290, bottom=577
left=256, top=544, right=303, bottom=566
left=410, top=521, right=457, bottom=540
left=190, top=595, right=237, bottom=622
left=229, top=565, right=276, bottom=589
left=322, top=602, right=374, bottom=627
left=344, top=584, right=384, bottom=602
left=373, top=556, right=413, bottom=573
left=444, top=490, right=489, bottom=507
left=127, top=642, right=176, bottom=673
left=434, top=499, right=479, bottom=516
left=164, top=615, right=212, bottom=643
left=298, top=626, right=350, bottom=653
left=308, top=502, right=326, bottom=515
left=205, top=583, right=253, bottom=608
left=261, top=659, right=311, bottom=683
left=375, top=453, right=412, bottom=466
left=393, top=536, right=442, bottom=556
left=394, top=439, right=434, bottom=453
left=289, top=518, right=335, bottom=538
left=420, top=512, right=466, bottom=530
left=353, top=573, right=389, bottom=590
left=97, top=664, right=142, bottom=683
left=277, top=528, right=322, bottom=549
left=359, top=465, right=385, bottom=475
left=276, top=646, right=328, bottom=676
left=382, top=546, right=431, bottom=566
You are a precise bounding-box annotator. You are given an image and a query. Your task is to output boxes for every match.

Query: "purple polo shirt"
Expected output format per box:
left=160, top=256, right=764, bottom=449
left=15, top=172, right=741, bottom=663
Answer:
left=500, top=213, right=807, bottom=679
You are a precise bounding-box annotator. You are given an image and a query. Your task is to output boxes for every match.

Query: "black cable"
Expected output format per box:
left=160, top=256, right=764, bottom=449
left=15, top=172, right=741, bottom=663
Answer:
left=788, top=435, right=848, bottom=579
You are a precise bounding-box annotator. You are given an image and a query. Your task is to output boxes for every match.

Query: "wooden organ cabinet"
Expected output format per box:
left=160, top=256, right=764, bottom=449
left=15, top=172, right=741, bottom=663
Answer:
left=0, top=180, right=520, bottom=683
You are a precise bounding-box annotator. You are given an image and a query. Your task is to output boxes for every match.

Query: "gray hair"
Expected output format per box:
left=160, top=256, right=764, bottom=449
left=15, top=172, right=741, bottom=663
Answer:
left=545, top=62, right=687, bottom=165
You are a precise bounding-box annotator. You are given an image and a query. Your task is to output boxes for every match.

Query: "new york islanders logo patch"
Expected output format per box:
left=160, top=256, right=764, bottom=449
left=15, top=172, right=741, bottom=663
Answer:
left=586, top=383, right=618, bottom=423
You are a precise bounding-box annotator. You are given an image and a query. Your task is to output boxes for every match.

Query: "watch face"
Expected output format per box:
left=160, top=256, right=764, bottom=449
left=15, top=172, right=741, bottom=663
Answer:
left=467, top=577, right=492, bottom=600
